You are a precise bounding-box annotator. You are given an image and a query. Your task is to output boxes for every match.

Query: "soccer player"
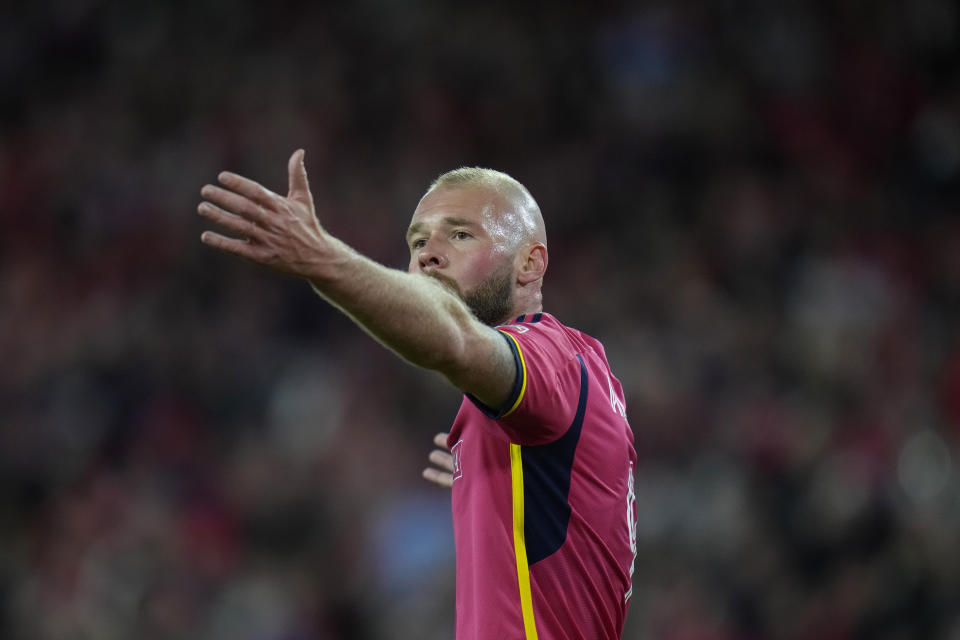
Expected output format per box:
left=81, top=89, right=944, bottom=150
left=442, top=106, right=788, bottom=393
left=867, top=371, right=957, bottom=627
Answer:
left=198, top=150, right=638, bottom=639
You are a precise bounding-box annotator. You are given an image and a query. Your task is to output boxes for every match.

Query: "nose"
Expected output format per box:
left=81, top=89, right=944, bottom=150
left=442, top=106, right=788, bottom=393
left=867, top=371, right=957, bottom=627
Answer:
left=416, top=239, right=448, bottom=272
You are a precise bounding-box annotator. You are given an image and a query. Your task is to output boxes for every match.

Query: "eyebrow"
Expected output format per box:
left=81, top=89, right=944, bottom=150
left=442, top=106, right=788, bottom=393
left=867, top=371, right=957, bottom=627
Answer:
left=406, top=216, right=478, bottom=240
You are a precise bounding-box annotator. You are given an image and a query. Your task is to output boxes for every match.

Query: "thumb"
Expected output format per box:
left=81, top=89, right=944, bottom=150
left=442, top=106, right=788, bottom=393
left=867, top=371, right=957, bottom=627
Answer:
left=287, top=149, right=311, bottom=202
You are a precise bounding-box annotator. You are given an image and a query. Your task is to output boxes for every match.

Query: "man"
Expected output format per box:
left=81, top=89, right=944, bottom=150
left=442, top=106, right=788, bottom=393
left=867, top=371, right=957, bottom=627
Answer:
left=198, top=150, right=637, bottom=639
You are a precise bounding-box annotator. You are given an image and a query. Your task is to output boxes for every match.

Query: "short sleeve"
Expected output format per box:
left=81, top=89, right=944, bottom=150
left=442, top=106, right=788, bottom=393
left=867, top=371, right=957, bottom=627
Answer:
left=466, top=320, right=583, bottom=445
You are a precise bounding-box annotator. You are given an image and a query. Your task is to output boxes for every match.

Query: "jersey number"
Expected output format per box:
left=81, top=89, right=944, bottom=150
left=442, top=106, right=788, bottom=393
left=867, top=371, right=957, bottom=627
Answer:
left=624, top=462, right=637, bottom=602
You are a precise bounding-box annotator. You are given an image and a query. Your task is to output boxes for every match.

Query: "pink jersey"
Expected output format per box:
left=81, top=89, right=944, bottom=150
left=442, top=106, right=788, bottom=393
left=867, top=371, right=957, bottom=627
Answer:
left=447, top=313, right=637, bottom=640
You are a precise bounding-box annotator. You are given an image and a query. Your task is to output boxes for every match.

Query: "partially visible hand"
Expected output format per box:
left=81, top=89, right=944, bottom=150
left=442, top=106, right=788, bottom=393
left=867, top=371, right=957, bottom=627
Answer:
left=198, top=149, right=327, bottom=277
left=422, top=432, right=454, bottom=488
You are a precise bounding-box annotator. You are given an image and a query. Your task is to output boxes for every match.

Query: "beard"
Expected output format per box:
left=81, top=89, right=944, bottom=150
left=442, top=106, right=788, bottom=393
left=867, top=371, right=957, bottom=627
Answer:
left=428, top=264, right=515, bottom=327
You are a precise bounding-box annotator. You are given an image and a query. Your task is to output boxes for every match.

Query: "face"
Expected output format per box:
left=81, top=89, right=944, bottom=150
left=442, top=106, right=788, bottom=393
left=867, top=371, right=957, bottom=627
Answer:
left=407, top=186, right=519, bottom=326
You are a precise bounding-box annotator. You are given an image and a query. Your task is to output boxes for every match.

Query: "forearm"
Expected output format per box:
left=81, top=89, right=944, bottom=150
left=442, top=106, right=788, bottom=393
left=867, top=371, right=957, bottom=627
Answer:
left=305, top=239, right=496, bottom=384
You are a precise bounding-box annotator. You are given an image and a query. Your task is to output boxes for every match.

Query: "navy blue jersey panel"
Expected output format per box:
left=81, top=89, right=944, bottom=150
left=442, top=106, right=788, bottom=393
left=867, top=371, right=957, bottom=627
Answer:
left=522, top=355, right=588, bottom=565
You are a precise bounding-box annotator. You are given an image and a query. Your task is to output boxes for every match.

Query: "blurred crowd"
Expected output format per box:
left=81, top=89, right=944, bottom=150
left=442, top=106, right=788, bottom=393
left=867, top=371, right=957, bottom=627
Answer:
left=1, top=0, right=959, bottom=638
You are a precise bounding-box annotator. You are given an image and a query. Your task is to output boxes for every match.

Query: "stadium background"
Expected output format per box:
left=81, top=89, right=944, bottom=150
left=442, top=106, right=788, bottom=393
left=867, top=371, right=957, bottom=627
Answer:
left=2, top=1, right=959, bottom=638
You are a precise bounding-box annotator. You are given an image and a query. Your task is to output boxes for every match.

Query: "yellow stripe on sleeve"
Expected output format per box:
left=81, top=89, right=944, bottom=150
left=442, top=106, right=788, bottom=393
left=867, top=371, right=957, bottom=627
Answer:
left=499, top=331, right=528, bottom=418
left=510, top=443, right=539, bottom=639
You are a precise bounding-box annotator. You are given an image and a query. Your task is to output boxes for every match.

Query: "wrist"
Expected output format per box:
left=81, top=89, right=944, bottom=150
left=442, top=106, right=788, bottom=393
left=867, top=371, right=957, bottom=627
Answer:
left=304, top=238, right=364, bottom=294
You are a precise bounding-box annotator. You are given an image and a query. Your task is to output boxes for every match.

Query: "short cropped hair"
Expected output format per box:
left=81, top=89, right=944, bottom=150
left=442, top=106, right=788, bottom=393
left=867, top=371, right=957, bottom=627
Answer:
left=428, top=167, right=538, bottom=216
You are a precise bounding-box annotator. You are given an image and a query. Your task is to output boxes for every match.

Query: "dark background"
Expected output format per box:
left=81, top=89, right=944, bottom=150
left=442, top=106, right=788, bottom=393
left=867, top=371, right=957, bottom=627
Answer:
left=2, top=1, right=959, bottom=638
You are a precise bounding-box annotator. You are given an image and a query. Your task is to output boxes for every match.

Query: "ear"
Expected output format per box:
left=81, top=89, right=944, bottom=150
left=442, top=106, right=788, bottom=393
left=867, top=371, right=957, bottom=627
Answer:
left=517, top=242, right=548, bottom=285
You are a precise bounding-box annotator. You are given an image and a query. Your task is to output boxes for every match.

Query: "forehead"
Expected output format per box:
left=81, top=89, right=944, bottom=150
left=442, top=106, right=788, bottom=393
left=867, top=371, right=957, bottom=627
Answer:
left=409, top=186, right=503, bottom=229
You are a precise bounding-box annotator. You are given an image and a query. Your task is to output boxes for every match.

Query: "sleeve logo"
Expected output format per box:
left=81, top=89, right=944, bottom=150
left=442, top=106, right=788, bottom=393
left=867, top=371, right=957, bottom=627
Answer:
left=500, top=324, right=529, bottom=334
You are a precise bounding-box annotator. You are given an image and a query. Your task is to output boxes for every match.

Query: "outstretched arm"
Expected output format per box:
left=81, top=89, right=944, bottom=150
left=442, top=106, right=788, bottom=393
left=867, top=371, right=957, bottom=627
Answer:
left=197, top=150, right=516, bottom=408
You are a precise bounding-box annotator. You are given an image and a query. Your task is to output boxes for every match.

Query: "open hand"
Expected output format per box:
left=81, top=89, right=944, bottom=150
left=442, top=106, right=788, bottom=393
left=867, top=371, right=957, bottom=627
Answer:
left=422, top=432, right=455, bottom=488
left=198, top=149, right=327, bottom=277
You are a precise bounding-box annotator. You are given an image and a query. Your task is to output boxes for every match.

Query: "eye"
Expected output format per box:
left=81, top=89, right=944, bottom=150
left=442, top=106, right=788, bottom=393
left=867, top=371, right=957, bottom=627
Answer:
left=453, top=231, right=472, bottom=240
left=411, top=238, right=427, bottom=249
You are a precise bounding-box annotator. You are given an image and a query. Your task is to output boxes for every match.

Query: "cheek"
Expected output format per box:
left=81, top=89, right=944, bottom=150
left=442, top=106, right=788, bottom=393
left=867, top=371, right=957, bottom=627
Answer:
left=461, top=251, right=491, bottom=272
left=461, top=252, right=512, bottom=286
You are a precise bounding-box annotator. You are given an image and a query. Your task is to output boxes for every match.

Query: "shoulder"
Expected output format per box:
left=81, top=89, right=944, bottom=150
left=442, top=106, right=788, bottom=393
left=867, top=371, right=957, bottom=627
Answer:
left=498, top=313, right=604, bottom=358
left=497, top=312, right=576, bottom=339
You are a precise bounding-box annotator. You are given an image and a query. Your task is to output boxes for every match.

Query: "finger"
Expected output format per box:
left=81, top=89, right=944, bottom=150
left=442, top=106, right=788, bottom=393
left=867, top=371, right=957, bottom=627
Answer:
left=197, top=201, right=261, bottom=239
left=201, top=184, right=272, bottom=226
left=200, top=231, right=258, bottom=259
left=287, top=149, right=311, bottom=203
left=433, top=432, right=450, bottom=450
left=217, top=171, right=280, bottom=210
left=422, top=468, right=454, bottom=488
left=428, top=450, right=455, bottom=472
